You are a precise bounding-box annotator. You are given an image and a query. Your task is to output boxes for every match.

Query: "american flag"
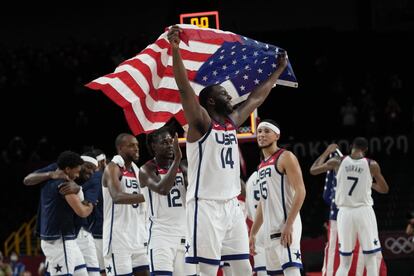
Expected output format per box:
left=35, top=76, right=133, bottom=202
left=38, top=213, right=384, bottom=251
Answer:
left=86, top=24, right=298, bottom=135
left=322, top=154, right=339, bottom=220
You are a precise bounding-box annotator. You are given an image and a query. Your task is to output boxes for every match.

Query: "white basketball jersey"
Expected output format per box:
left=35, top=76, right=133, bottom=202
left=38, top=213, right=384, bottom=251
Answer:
left=335, top=156, right=373, bottom=207
left=258, top=149, right=300, bottom=237
left=143, top=160, right=187, bottom=237
left=245, top=171, right=260, bottom=222
left=245, top=171, right=265, bottom=247
left=103, top=161, right=147, bottom=255
left=186, top=119, right=240, bottom=201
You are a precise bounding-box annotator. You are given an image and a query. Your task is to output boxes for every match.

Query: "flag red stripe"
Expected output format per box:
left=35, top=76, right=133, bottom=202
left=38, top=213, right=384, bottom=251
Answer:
left=136, top=38, right=213, bottom=63
left=102, top=69, right=183, bottom=106
left=122, top=48, right=167, bottom=79
left=124, top=104, right=145, bottom=134
left=118, top=58, right=158, bottom=94
left=154, top=88, right=181, bottom=103
left=174, top=110, right=187, bottom=126
left=115, top=58, right=180, bottom=104
left=103, top=71, right=177, bottom=123
left=163, top=66, right=198, bottom=81
left=181, top=28, right=241, bottom=45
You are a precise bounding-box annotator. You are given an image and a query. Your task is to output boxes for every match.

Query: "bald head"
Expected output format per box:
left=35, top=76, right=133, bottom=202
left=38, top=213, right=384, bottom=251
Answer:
left=114, top=133, right=140, bottom=162
left=115, top=133, right=135, bottom=151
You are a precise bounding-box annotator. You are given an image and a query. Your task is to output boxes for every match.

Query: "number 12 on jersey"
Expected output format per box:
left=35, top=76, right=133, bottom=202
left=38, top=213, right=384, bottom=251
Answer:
left=220, top=147, right=234, bottom=169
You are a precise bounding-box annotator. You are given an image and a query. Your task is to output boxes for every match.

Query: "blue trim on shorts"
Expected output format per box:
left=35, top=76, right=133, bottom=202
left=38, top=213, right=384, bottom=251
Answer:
left=62, top=238, right=69, bottom=274
left=148, top=189, right=154, bottom=216
left=150, top=249, right=155, bottom=272
left=339, top=250, right=353, bottom=256
left=150, top=271, right=172, bottom=275
left=111, top=253, right=118, bottom=275
left=115, top=273, right=132, bottom=276
left=133, top=265, right=149, bottom=272
left=86, top=267, right=100, bottom=272
left=147, top=218, right=153, bottom=253
left=280, top=174, right=287, bottom=221
left=281, top=262, right=302, bottom=270
left=74, top=264, right=87, bottom=271
left=287, top=245, right=292, bottom=263
left=363, top=247, right=382, bottom=254
left=186, top=256, right=221, bottom=265
left=100, top=269, right=106, bottom=273
left=253, top=266, right=266, bottom=272
left=107, top=203, right=114, bottom=255
left=267, top=269, right=283, bottom=275
left=221, top=254, right=250, bottom=261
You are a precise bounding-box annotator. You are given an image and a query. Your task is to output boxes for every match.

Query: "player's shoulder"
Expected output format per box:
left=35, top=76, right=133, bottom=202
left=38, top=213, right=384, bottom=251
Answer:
left=278, top=149, right=297, bottom=162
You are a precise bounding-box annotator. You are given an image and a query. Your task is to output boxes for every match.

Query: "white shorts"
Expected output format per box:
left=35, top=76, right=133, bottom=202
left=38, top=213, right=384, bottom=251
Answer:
left=41, top=238, right=87, bottom=276
left=103, top=250, right=149, bottom=275
left=148, top=235, right=197, bottom=275
left=253, top=226, right=266, bottom=272
left=337, top=206, right=381, bottom=255
left=265, top=218, right=302, bottom=274
left=76, top=228, right=100, bottom=275
left=94, top=238, right=105, bottom=273
left=186, top=197, right=250, bottom=265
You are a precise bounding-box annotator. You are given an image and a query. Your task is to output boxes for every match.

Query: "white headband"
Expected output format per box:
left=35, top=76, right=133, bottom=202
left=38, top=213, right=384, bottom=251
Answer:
left=257, top=122, right=280, bottom=134
left=96, top=153, right=106, bottom=161
left=81, top=156, right=98, bottom=167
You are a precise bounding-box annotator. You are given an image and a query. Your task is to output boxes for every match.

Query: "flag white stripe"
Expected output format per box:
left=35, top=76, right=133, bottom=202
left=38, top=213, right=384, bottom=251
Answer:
left=93, top=76, right=182, bottom=113
left=131, top=100, right=167, bottom=131
left=157, top=76, right=205, bottom=96
left=167, top=59, right=204, bottom=71
left=92, top=78, right=162, bottom=130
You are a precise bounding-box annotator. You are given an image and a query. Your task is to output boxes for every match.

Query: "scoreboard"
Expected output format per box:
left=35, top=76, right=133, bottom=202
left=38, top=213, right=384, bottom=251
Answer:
left=179, top=11, right=220, bottom=29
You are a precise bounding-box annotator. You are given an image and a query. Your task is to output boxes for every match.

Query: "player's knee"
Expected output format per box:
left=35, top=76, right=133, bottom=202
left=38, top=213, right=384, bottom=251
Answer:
left=283, top=267, right=301, bottom=276
left=199, top=262, right=219, bottom=276
left=364, top=253, right=378, bottom=276
left=339, top=254, right=352, bottom=268
left=335, top=255, right=352, bottom=276
left=228, top=259, right=252, bottom=274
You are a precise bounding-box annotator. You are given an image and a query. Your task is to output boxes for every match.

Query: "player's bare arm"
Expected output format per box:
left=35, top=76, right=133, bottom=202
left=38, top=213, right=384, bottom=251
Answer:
left=103, top=162, right=145, bottom=204
left=64, top=185, right=94, bottom=218
left=58, top=181, right=81, bottom=195
left=139, top=134, right=182, bottom=195
left=249, top=198, right=264, bottom=255
left=279, top=151, right=306, bottom=247
left=229, top=52, right=288, bottom=127
left=23, top=169, right=69, bottom=186
left=239, top=177, right=247, bottom=198
left=370, top=160, right=389, bottom=194
left=310, top=144, right=341, bottom=175
left=168, top=25, right=210, bottom=141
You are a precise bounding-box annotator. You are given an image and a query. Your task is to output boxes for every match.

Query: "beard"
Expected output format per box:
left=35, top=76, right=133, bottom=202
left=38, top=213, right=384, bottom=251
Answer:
left=216, top=101, right=233, bottom=115
left=258, top=141, right=273, bottom=149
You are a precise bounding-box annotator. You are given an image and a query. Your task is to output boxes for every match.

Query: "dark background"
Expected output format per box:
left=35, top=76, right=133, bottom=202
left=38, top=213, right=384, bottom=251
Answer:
left=1, top=0, right=413, bottom=274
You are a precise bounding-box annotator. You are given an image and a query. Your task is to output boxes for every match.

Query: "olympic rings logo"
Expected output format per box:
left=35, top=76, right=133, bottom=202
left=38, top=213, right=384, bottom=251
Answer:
left=384, top=237, right=414, bottom=254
